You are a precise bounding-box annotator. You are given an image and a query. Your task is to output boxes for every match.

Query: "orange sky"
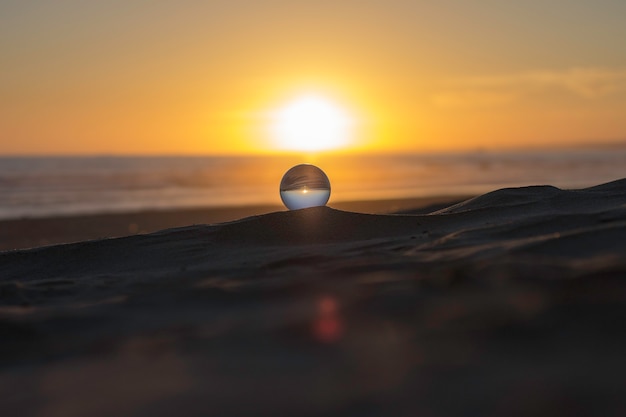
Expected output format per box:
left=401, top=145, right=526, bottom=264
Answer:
left=1, top=1, right=626, bottom=155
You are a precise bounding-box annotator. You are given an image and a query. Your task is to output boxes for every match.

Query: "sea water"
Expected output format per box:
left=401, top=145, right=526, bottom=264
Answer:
left=280, top=189, right=331, bottom=210
left=1, top=148, right=625, bottom=219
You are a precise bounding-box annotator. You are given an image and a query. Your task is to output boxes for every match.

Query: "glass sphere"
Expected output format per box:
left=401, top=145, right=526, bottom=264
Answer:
left=280, top=164, right=331, bottom=210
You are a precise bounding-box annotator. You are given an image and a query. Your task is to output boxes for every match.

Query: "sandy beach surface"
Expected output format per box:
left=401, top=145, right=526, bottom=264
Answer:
left=1, top=179, right=625, bottom=416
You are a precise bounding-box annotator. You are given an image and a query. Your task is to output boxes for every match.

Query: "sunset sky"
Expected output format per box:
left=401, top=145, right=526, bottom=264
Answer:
left=1, top=0, right=625, bottom=155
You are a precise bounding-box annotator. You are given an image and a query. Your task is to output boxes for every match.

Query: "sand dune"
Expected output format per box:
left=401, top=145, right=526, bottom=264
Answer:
left=1, top=179, right=626, bottom=416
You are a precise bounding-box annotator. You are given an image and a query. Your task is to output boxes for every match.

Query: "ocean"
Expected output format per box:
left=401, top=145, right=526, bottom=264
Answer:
left=1, top=148, right=625, bottom=219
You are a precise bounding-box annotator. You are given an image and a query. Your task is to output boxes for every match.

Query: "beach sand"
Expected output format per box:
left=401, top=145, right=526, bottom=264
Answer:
left=0, top=196, right=467, bottom=251
left=1, top=180, right=625, bottom=416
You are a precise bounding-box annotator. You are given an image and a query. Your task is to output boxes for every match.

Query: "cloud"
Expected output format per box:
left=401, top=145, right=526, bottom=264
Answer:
left=433, top=67, right=626, bottom=108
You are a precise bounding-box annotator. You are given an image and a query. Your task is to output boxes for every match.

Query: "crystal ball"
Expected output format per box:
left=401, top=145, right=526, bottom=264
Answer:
left=280, top=164, right=331, bottom=210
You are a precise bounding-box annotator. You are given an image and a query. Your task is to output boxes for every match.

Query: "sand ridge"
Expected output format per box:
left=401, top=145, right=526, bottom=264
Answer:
left=3, top=179, right=625, bottom=277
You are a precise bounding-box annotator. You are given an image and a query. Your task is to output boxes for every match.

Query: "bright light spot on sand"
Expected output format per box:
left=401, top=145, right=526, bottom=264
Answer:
left=272, top=95, right=352, bottom=152
left=280, top=164, right=331, bottom=210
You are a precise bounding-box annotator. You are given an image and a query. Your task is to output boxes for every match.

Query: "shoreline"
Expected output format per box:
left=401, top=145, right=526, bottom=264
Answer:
left=0, top=195, right=471, bottom=251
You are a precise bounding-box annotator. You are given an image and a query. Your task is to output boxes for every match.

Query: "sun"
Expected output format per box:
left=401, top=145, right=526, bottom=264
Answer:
left=271, top=94, right=353, bottom=152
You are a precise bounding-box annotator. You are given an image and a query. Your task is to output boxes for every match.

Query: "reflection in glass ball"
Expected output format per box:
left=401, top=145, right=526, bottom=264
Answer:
left=280, top=164, right=331, bottom=210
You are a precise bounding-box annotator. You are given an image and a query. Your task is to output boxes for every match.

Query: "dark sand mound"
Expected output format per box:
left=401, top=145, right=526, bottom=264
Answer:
left=1, top=179, right=626, bottom=416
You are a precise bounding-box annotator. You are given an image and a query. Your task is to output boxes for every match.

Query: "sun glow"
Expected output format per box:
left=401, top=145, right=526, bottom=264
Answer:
left=271, top=95, right=353, bottom=152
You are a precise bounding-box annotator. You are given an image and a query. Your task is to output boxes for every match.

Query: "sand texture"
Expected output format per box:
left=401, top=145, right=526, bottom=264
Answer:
left=0, top=196, right=466, bottom=251
left=1, top=179, right=626, bottom=416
